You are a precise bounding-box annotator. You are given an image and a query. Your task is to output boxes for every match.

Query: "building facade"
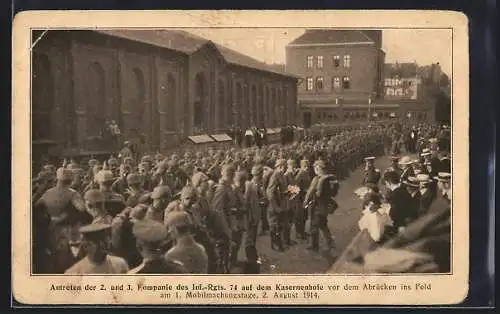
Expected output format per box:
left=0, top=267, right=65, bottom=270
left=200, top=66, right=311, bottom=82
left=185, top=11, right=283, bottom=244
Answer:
left=32, top=30, right=298, bottom=157
left=286, top=29, right=434, bottom=126
left=383, top=62, right=423, bottom=100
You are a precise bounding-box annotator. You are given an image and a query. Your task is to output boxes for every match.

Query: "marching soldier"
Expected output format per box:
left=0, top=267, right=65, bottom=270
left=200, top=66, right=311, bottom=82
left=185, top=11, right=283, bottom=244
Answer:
left=266, top=159, right=287, bottom=252
left=211, top=164, right=237, bottom=272
left=303, top=160, right=337, bottom=252
left=84, top=189, right=112, bottom=225
left=362, top=156, right=381, bottom=186
left=284, top=159, right=299, bottom=246
left=294, top=159, right=312, bottom=240
left=243, top=165, right=265, bottom=273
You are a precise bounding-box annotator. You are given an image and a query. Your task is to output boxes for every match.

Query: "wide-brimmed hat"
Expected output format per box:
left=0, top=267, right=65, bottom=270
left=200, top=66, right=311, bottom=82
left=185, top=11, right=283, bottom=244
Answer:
left=434, top=172, right=451, bottom=182
left=416, top=174, right=432, bottom=184
left=403, top=176, right=420, bottom=188
left=398, top=156, right=413, bottom=166
left=420, top=148, right=432, bottom=157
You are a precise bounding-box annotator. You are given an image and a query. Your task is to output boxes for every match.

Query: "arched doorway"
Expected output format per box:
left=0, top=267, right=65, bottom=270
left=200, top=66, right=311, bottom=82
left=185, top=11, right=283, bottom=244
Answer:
left=32, top=53, right=54, bottom=140
left=194, top=73, right=206, bottom=131
left=86, top=62, right=106, bottom=137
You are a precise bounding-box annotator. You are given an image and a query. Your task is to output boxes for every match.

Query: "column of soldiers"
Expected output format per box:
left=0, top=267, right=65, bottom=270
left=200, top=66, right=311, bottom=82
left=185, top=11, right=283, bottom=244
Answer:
left=336, top=123, right=452, bottom=273
left=32, top=121, right=451, bottom=274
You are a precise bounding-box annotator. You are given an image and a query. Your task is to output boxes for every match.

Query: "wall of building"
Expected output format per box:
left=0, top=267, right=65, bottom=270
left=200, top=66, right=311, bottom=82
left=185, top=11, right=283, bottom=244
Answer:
left=286, top=44, right=380, bottom=101
left=32, top=31, right=298, bottom=155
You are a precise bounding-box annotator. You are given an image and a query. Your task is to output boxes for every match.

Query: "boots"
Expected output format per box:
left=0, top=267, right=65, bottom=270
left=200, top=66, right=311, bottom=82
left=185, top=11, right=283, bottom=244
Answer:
left=270, top=230, right=284, bottom=252
left=284, top=227, right=297, bottom=246
left=307, top=232, right=319, bottom=252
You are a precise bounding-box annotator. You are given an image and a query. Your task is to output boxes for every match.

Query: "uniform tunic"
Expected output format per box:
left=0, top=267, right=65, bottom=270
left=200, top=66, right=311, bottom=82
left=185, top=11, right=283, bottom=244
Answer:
left=165, top=240, right=208, bottom=274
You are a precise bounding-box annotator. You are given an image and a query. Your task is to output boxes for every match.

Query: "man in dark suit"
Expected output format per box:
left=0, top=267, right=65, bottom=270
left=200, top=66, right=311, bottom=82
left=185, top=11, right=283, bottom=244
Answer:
left=428, top=172, right=451, bottom=214
left=438, top=151, right=451, bottom=173
left=383, top=170, right=412, bottom=239
left=398, top=156, right=415, bottom=183
left=416, top=174, right=436, bottom=217
left=403, top=176, right=422, bottom=225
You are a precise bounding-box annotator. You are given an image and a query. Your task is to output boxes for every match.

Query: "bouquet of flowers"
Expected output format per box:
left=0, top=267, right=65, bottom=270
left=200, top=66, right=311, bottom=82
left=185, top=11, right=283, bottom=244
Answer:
left=354, top=186, right=370, bottom=199
left=287, top=185, right=301, bottom=200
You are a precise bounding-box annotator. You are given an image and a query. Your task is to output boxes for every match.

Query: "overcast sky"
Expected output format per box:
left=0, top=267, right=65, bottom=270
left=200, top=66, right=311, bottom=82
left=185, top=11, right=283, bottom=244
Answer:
left=187, top=28, right=452, bottom=76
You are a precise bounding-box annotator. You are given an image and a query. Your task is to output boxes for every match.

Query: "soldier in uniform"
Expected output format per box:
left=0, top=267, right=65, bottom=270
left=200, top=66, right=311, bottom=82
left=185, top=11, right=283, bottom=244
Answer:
left=164, top=186, right=219, bottom=273
left=107, top=157, right=120, bottom=178
left=96, top=167, right=126, bottom=217
left=145, top=185, right=172, bottom=223
left=384, top=156, right=403, bottom=181
left=243, top=165, right=265, bottom=273
left=124, top=173, right=149, bottom=208
left=36, top=167, right=87, bottom=273
left=84, top=189, right=112, bottom=225
left=164, top=211, right=209, bottom=274
left=284, top=159, right=299, bottom=246
left=266, top=159, right=288, bottom=252
left=110, top=204, right=148, bottom=269
left=211, top=164, right=237, bottom=272
left=65, top=223, right=129, bottom=274
left=303, top=160, right=336, bottom=252
left=362, top=156, right=381, bottom=186
left=138, top=161, right=154, bottom=192
left=294, top=159, right=312, bottom=240
left=128, top=220, right=187, bottom=274
left=229, top=170, right=248, bottom=268
left=111, top=164, right=131, bottom=195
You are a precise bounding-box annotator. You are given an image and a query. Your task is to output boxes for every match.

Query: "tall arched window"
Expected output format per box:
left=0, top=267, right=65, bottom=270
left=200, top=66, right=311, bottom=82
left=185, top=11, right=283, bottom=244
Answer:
left=235, top=82, right=243, bottom=126
left=132, top=68, right=146, bottom=127
left=271, top=88, right=276, bottom=126
left=86, top=62, right=106, bottom=137
left=32, top=53, right=54, bottom=140
left=251, top=85, right=257, bottom=127
left=218, top=80, right=226, bottom=129
left=167, top=74, right=176, bottom=130
left=194, top=72, right=205, bottom=129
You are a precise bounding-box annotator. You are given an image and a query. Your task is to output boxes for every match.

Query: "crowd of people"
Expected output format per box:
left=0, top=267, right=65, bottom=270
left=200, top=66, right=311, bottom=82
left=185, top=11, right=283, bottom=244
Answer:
left=31, top=120, right=452, bottom=275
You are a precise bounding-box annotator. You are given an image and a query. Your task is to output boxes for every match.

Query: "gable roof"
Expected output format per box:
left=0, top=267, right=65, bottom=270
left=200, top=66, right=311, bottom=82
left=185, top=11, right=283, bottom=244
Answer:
left=287, top=29, right=375, bottom=46
left=95, top=29, right=297, bottom=78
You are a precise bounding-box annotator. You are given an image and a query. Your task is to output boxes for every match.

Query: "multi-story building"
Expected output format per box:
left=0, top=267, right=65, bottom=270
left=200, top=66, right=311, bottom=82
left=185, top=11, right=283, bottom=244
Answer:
left=383, top=62, right=423, bottom=100
left=286, top=29, right=435, bottom=126
left=31, top=29, right=298, bottom=159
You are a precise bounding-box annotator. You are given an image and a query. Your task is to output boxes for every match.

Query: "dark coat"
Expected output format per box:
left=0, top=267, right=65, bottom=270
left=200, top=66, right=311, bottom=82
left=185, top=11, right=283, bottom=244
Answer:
left=385, top=185, right=414, bottom=229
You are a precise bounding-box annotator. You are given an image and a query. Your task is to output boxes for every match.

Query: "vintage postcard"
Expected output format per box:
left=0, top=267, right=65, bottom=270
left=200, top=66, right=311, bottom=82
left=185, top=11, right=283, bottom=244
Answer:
left=12, top=10, right=468, bottom=305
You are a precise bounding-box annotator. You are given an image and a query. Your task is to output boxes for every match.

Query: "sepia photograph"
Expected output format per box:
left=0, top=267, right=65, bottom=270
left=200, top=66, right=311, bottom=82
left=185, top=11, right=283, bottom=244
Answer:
left=13, top=10, right=468, bottom=305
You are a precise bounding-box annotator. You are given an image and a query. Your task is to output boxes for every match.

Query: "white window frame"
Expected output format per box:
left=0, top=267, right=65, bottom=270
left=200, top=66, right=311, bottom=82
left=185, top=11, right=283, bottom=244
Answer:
left=307, top=56, right=313, bottom=69
left=343, top=55, right=351, bottom=68
left=333, top=55, right=340, bottom=67
left=306, top=77, right=314, bottom=91
left=317, top=56, right=324, bottom=69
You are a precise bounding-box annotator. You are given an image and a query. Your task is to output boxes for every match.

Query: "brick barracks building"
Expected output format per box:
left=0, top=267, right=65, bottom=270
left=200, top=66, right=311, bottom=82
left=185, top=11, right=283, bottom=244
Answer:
left=32, top=29, right=298, bottom=159
left=285, top=29, right=435, bottom=127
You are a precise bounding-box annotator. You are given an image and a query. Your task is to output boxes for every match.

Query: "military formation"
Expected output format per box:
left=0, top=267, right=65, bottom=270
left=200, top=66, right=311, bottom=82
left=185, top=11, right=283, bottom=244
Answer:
left=32, top=120, right=452, bottom=274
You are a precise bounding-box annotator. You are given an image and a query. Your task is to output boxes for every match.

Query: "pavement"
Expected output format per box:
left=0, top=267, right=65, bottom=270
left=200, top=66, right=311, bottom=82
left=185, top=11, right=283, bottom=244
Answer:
left=240, top=154, right=410, bottom=274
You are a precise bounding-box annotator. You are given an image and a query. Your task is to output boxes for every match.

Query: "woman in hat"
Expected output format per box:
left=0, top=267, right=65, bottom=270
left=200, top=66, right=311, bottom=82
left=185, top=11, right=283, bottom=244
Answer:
left=357, top=192, right=392, bottom=244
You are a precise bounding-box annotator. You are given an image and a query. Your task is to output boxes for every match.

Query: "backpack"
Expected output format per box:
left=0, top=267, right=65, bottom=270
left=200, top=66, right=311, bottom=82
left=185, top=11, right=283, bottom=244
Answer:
left=318, top=175, right=340, bottom=214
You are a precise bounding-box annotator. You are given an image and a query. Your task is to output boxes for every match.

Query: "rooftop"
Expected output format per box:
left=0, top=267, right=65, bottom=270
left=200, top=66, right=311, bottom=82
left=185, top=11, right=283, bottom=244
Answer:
left=95, top=29, right=297, bottom=78
left=384, top=62, right=418, bottom=78
left=287, top=29, right=376, bottom=46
